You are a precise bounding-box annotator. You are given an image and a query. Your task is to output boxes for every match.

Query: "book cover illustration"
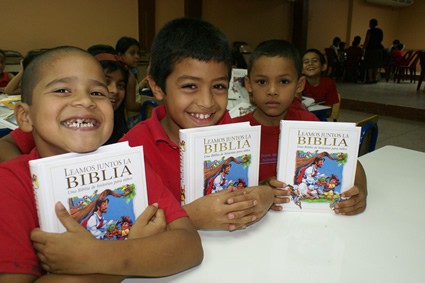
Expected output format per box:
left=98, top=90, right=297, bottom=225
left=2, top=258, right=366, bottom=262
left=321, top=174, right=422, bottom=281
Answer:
left=277, top=121, right=360, bottom=212
left=289, top=151, right=348, bottom=210
left=204, top=154, right=251, bottom=195
left=180, top=123, right=260, bottom=204
left=30, top=142, right=148, bottom=238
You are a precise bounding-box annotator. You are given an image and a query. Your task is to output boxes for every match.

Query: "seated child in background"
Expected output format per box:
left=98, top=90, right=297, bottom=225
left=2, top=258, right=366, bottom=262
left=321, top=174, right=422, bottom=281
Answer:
left=233, top=40, right=367, bottom=215
left=3, top=49, right=49, bottom=95
left=115, top=36, right=142, bottom=124
left=120, top=17, right=289, bottom=231
left=0, top=49, right=15, bottom=93
left=0, top=46, right=202, bottom=282
left=0, top=49, right=132, bottom=162
left=232, top=40, right=319, bottom=183
left=302, top=48, right=340, bottom=112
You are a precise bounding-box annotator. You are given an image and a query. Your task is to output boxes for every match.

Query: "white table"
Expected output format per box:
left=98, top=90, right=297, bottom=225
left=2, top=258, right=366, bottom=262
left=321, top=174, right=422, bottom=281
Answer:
left=124, top=146, right=425, bottom=283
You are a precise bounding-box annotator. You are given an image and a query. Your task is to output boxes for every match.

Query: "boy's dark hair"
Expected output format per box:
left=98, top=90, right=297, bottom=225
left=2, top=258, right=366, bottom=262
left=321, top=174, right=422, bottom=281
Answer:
left=23, top=49, right=49, bottom=69
left=21, top=46, right=95, bottom=105
left=352, top=36, right=361, bottom=47
left=115, top=36, right=139, bottom=55
left=370, top=18, right=378, bottom=27
left=149, top=17, right=232, bottom=93
left=88, top=44, right=117, bottom=56
left=332, top=37, right=341, bottom=47
left=303, top=48, right=327, bottom=66
left=247, top=39, right=302, bottom=77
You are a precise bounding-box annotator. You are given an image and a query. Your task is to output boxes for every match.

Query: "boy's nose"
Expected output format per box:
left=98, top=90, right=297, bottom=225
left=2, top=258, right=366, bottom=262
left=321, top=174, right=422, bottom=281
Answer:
left=196, top=89, right=215, bottom=108
left=72, top=91, right=96, bottom=108
left=267, top=83, right=278, bottom=96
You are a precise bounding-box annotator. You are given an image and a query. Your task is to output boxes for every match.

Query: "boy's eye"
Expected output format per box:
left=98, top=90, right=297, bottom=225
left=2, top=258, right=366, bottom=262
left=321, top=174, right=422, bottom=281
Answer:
left=54, top=88, right=71, bottom=94
left=91, top=91, right=106, bottom=97
left=213, top=83, right=228, bottom=90
left=280, top=79, right=290, bottom=85
left=182, top=84, right=197, bottom=90
left=255, top=79, right=267, bottom=85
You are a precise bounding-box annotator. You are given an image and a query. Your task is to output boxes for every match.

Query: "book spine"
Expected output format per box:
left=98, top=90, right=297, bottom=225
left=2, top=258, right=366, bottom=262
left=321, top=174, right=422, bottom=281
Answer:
left=29, top=162, right=57, bottom=232
left=179, top=131, right=189, bottom=205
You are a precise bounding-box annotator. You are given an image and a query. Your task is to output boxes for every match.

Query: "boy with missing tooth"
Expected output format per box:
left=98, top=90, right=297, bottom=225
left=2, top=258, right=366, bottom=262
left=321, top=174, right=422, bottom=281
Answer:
left=0, top=46, right=202, bottom=283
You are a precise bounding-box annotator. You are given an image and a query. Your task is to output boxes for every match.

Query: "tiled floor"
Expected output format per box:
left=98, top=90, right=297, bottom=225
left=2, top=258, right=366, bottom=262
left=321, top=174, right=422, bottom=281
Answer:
left=335, top=79, right=425, bottom=153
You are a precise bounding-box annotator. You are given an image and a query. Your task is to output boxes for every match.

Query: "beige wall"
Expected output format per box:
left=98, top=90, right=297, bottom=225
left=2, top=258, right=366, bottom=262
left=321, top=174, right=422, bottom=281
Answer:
left=155, top=0, right=184, bottom=32
left=1, top=0, right=138, bottom=55
left=1, top=0, right=423, bottom=57
left=203, top=0, right=291, bottom=50
left=307, top=0, right=422, bottom=52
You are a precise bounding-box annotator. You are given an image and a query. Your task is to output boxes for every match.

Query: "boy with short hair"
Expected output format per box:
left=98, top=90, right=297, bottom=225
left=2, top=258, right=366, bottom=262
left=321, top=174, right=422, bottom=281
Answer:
left=232, top=40, right=319, bottom=182
left=121, top=17, right=289, bottom=231
left=302, top=48, right=340, bottom=110
left=0, top=46, right=202, bottom=282
left=233, top=40, right=367, bottom=215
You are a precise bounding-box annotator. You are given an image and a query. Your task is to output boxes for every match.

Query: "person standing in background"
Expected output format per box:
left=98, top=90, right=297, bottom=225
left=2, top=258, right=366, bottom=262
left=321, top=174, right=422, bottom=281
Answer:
left=363, top=18, right=384, bottom=84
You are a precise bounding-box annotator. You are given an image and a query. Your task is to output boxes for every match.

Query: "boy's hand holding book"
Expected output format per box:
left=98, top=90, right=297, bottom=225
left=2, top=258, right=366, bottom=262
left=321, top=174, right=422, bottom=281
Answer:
left=128, top=203, right=167, bottom=239
left=184, top=188, right=258, bottom=231
left=31, top=202, right=101, bottom=275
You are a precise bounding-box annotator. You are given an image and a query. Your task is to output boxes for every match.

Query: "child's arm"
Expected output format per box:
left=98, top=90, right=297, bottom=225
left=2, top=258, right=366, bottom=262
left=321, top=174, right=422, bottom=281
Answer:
left=4, top=61, right=23, bottom=95
left=183, top=188, right=259, bottom=231
left=333, top=160, right=368, bottom=215
left=125, top=73, right=141, bottom=112
left=31, top=202, right=203, bottom=277
left=0, top=133, right=22, bottom=162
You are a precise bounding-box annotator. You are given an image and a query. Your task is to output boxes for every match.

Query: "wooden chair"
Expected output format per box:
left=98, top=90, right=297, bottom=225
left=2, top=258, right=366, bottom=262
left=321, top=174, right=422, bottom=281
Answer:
left=139, top=95, right=160, bottom=120
left=355, top=115, right=379, bottom=156
left=416, top=51, right=425, bottom=91
left=328, top=93, right=341, bottom=122
left=394, top=50, right=419, bottom=83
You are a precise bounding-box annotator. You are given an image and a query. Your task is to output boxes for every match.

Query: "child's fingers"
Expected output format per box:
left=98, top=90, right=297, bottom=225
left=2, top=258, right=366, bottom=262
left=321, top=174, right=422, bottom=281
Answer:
left=136, top=203, right=160, bottom=224
left=54, top=202, right=83, bottom=232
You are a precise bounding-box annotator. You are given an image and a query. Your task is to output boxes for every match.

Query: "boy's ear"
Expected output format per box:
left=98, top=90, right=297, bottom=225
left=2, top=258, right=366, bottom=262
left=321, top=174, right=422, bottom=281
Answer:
left=296, top=75, right=306, bottom=94
left=148, top=77, right=165, bottom=101
left=321, top=63, right=328, bottom=72
left=14, top=102, right=33, bottom=133
left=244, top=76, right=256, bottom=105
left=244, top=76, right=253, bottom=93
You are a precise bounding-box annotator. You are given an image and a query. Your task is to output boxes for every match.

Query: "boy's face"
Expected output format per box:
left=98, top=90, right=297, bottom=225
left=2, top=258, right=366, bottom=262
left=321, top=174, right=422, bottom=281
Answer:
left=18, top=52, right=113, bottom=157
left=302, top=52, right=326, bottom=78
left=245, top=56, right=303, bottom=123
left=105, top=69, right=126, bottom=111
left=151, top=58, right=229, bottom=141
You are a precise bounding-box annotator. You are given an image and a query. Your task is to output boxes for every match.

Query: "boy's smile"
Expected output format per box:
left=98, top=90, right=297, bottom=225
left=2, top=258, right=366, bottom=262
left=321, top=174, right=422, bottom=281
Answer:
left=152, top=58, right=229, bottom=143
left=22, top=52, right=113, bottom=157
left=302, top=52, right=324, bottom=77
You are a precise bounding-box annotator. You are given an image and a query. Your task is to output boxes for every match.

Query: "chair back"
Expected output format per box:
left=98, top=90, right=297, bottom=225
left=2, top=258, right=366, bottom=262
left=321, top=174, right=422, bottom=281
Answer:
left=139, top=95, right=160, bottom=120
left=417, top=51, right=425, bottom=91
left=356, top=115, right=379, bottom=156
left=328, top=93, right=341, bottom=122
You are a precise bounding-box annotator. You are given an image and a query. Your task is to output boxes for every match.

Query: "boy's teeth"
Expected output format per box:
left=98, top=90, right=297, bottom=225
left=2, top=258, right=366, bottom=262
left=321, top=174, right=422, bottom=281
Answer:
left=190, top=113, right=211, bottom=120
left=63, top=118, right=97, bottom=128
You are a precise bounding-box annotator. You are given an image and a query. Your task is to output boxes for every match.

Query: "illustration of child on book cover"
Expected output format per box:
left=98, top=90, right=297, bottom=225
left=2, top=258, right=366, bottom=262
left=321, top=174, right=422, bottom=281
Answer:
left=203, top=154, right=251, bottom=196
left=290, top=150, right=347, bottom=209
left=67, top=184, right=137, bottom=240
